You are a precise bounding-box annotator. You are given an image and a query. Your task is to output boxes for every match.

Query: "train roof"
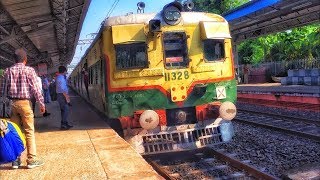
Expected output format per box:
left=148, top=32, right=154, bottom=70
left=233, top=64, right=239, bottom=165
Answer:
left=104, top=12, right=227, bottom=27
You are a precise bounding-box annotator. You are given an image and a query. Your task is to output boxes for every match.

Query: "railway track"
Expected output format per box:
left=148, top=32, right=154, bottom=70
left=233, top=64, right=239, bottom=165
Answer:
left=144, top=147, right=277, bottom=180
left=235, top=109, right=320, bottom=142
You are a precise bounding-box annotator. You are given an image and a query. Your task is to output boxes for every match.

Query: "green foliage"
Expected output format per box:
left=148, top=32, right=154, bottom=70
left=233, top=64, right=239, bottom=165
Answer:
left=192, top=0, right=250, bottom=14
left=238, top=24, right=320, bottom=64
left=221, top=0, right=250, bottom=13
left=238, top=39, right=264, bottom=65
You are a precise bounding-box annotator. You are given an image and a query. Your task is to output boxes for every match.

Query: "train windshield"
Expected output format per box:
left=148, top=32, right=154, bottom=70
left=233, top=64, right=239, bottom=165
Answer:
left=115, top=42, right=148, bottom=70
left=163, top=32, right=189, bottom=68
left=203, top=39, right=225, bottom=61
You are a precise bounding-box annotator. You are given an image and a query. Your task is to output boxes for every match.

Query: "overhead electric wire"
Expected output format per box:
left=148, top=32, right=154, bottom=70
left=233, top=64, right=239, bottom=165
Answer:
left=106, top=0, right=120, bottom=19
left=75, top=0, right=120, bottom=66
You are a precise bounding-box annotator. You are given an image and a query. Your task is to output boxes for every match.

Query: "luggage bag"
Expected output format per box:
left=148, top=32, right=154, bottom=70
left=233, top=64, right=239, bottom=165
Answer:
left=0, top=119, right=26, bottom=164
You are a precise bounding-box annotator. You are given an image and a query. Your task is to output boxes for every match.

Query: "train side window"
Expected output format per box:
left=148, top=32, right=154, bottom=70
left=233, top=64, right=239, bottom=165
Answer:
left=163, top=32, right=188, bottom=68
left=115, top=42, right=148, bottom=70
left=203, top=39, right=225, bottom=61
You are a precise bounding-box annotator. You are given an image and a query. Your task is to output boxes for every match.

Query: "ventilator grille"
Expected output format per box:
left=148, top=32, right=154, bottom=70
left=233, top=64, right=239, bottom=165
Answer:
left=142, top=125, right=222, bottom=154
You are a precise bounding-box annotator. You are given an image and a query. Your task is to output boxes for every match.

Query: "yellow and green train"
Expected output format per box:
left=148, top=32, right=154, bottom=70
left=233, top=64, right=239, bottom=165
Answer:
left=69, top=2, right=237, bottom=154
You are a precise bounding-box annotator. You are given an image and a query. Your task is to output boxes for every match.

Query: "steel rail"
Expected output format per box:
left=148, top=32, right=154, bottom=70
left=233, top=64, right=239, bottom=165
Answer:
left=145, top=147, right=279, bottom=179
left=238, top=108, right=320, bottom=126
left=235, top=115, right=320, bottom=143
left=204, top=147, right=279, bottom=180
left=145, top=158, right=174, bottom=180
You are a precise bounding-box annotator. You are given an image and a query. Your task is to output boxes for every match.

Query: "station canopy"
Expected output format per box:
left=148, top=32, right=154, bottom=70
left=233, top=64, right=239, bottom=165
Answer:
left=0, top=0, right=91, bottom=73
left=224, top=0, right=320, bottom=44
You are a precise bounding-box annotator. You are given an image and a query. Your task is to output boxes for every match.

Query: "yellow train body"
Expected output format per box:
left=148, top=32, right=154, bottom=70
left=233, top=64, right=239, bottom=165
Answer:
left=103, top=13, right=234, bottom=97
left=70, top=6, right=237, bottom=154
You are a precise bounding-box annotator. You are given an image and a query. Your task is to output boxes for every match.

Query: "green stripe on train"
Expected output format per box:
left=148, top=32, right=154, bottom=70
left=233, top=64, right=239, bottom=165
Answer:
left=107, top=79, right=237, bottom=118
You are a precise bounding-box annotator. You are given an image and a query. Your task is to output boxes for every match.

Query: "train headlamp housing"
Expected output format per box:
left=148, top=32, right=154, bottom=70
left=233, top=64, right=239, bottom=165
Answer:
left=164, top=7, right=181, bottom=21
left=139, top=110, right=159, bottom=130
left=162, top=2, right=182, bottom=25
left=219, top=101, right=237, bottom=121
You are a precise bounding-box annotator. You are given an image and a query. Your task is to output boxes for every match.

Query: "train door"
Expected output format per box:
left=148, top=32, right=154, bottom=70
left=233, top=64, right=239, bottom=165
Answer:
left=99, top=40, right=107, bottom=113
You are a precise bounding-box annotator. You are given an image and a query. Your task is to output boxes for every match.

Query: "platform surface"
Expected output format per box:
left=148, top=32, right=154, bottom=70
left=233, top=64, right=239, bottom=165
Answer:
left=0, top=91, right=162, bottom=180
left=238, top=83, right=320, bottom=95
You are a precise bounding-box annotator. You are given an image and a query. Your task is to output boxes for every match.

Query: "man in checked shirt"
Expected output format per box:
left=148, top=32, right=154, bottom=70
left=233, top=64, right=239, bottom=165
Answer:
left=0, top=48, right=45, bottom=169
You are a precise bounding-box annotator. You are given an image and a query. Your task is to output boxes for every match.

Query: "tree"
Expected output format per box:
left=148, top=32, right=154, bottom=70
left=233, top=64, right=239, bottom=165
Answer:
left=193, top=0, right=249, bottom=14
left=238, top=24, right=320, bottom=64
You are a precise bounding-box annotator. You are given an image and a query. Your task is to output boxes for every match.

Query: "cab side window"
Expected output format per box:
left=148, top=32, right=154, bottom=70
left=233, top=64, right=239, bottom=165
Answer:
left=203, top=39, right=225, bottom=61
left=115, top=43, right=148, bottom=70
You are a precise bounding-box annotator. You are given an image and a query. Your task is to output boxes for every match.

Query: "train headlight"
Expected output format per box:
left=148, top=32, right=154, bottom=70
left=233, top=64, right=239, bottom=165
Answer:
left=219, top=101, right=237, bottom=120
left=162, top=2, right=182, bottom=25
left=164, top=8, right=181, bottom=21
left=139, top=110, right=159, bottom=130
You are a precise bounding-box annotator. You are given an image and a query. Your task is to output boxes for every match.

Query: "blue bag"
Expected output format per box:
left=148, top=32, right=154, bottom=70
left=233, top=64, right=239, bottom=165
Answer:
left=0, top=119, right=26, bottom=164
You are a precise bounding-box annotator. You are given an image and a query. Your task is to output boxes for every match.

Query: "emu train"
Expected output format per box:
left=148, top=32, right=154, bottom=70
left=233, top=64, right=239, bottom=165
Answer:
left=69, top=1, right=237, bottom=154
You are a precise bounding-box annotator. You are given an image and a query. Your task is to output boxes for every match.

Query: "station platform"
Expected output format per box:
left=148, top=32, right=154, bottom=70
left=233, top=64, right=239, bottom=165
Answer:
left=0, top=91, right=161, bottom=179
left=237, top=83, right=320, bottom=96
left=237, top=83, right=320, bottom=112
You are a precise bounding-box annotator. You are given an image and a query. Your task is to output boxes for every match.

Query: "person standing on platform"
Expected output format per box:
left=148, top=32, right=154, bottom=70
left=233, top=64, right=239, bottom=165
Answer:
left=42, top=75, right=51, bottom=103
left=243, top=64, right=250, bottom=84
left=0, top=48, right=45, bottom=169
left=81, top=63, right=90, bottom=99
left=31, top=72, right=51, bottom=117
left=56, top=66, right=72, bottom=130
left=49, top=75, right=57, bottom=101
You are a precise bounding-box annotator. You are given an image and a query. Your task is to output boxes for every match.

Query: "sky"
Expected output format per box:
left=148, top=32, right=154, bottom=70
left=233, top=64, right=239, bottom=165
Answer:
left=70, top=0, right=174, bottom=67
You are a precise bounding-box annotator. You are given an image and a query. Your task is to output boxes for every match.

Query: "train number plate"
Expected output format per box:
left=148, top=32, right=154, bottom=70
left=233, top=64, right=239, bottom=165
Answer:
left=165, top=70, right=189, bottom=81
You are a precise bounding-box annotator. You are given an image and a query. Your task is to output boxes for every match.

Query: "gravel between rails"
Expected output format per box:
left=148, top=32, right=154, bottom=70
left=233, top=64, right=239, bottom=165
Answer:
left=219, top=103, right=320, bottom=177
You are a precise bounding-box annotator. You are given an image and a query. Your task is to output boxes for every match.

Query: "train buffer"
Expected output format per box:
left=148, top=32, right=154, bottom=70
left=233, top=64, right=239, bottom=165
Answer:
left=0, top=90, right=161, bottom=179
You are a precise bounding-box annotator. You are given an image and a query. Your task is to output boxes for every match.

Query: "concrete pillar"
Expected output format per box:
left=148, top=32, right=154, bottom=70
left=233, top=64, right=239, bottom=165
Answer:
left=232, top=42, right=240, bottom=83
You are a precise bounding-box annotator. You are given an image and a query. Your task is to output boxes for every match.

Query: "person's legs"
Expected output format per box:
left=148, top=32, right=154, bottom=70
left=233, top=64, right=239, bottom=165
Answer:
left=57, top=94, right=64, bottom=127
left=19, top=100, right=44, bottom=168
left=43, top=89, right=50, bottom=103
left=47, top=89, right=51, bottom=102
left=17, top=100, right=36, bottom=163
left=62, top=104, right=69, bottom=126
left=11, top=100, right=43, bottom=168
left=244, top=74, right=249, bottom=84
left=57, top=94, right=71, bottom=129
